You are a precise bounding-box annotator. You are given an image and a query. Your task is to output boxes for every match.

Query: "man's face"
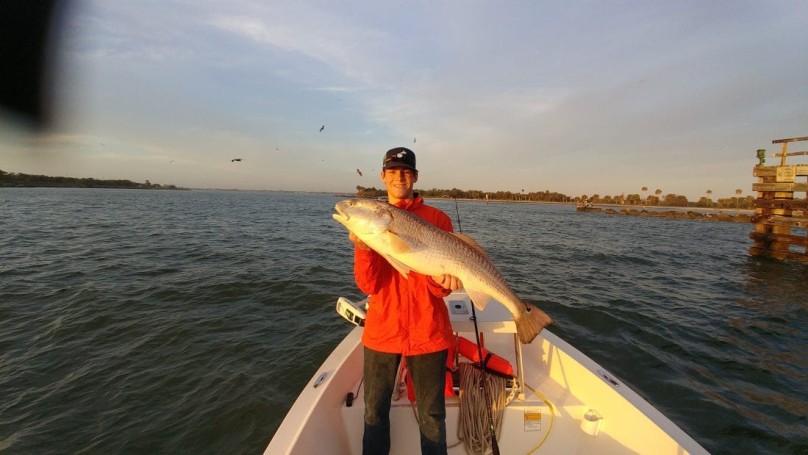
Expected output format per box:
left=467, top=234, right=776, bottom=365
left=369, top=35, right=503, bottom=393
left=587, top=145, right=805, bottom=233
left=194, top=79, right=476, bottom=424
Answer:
left=381, top=167, right=418, bottom=202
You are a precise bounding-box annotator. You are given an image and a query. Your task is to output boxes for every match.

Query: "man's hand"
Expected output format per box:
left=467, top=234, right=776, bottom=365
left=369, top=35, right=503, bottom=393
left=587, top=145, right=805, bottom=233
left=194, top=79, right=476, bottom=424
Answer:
left=349, top=232, right=371, bottom=250
left=432, top=274, right=462, bottom=291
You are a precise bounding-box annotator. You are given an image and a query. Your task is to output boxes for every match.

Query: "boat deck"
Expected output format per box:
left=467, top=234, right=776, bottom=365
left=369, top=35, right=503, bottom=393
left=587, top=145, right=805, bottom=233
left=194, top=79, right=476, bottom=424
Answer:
left=340, top=332, right=604, bottom=454
left=265, top=292, right=708, bottom=454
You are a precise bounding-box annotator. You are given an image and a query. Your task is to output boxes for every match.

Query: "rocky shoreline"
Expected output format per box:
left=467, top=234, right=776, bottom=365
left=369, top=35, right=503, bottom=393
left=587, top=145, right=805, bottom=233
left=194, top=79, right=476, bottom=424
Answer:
left=577, top=206, right=752, bottom=223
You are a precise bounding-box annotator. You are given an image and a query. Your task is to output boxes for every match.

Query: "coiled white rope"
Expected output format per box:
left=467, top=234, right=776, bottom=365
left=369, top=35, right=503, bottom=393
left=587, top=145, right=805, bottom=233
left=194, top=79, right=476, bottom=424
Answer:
left=457, top=362, right=513, bottom=455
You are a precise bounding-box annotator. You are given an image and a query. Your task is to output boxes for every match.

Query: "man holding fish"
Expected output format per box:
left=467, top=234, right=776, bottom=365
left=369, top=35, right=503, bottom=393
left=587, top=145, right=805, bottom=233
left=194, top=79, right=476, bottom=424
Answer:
left=334, top=147, right=552, bottom=455
left=344, top=147, right=458, bottom=454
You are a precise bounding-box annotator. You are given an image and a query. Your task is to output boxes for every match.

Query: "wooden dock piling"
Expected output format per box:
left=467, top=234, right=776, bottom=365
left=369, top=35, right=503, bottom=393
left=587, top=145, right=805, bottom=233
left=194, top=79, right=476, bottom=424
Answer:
left=749, top=136, right=808, bottom=262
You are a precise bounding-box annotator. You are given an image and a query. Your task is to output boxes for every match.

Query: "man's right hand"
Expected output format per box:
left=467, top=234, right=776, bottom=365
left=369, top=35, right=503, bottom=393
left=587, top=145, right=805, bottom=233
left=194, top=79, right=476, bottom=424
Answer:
left=349, top=232, right=371, bottom=251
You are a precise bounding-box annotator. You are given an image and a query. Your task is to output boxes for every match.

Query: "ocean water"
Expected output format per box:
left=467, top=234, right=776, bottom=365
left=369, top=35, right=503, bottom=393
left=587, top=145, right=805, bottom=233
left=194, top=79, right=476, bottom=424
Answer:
left=1, top=188, right=805, bottom=454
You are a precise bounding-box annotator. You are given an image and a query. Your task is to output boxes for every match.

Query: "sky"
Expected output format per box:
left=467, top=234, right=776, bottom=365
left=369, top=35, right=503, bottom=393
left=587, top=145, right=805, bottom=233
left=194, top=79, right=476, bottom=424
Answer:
left=2, top=0, right=807, bottom=201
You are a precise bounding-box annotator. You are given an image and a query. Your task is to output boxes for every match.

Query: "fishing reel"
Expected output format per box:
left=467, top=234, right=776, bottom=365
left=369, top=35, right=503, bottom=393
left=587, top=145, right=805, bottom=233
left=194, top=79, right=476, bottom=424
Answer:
left=336, top=297, right=367, bottom=326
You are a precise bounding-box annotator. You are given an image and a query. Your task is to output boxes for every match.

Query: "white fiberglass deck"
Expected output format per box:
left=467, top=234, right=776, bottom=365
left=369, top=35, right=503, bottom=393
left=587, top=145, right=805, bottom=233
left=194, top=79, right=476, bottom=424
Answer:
left=265, top=292, right=708, bottom=454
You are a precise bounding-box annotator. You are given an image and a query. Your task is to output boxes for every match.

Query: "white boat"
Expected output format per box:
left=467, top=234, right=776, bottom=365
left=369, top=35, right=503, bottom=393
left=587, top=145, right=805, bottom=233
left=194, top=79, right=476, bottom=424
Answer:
left=266, top=291, right=708, bottom=454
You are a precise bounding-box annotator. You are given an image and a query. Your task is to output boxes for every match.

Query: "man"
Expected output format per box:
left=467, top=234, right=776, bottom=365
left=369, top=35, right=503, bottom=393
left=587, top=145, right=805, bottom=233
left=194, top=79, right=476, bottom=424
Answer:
left=349, top=147, right=461, bottom=454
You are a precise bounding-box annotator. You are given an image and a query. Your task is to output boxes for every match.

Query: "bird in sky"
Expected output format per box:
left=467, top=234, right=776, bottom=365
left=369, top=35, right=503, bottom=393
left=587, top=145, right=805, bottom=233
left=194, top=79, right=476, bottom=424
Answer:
left=356, top=168, right=363, bottom=176
left=231, top=158, right=242, bottom=162
left=319, top=125, right=325, bottom=132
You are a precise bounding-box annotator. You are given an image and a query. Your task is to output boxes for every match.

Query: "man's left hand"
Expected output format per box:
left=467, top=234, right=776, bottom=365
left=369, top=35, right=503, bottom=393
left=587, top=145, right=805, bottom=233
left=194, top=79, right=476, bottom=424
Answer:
left=432, top=274, right=462, bottom=291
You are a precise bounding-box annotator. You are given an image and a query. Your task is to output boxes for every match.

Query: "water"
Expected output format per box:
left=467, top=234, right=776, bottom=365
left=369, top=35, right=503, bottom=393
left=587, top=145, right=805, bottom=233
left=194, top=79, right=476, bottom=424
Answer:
left=1, top=188, right=805, bottom=454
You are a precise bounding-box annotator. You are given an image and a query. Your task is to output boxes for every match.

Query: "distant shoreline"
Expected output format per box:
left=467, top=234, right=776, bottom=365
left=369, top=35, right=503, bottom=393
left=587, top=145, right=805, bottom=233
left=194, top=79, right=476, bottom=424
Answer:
left=576, top=204, right=753, bottom=223
left=0, top=170, right=187, bottom=190
left=2, top=183, right=188, bottom=190
left=428, top=197, right=755, bottom=215
left=0, top=173, right=753, bottom=215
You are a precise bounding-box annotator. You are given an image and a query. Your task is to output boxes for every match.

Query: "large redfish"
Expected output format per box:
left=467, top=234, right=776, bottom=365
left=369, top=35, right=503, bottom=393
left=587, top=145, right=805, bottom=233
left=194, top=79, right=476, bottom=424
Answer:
left=333, top=198, right=552, bottom=344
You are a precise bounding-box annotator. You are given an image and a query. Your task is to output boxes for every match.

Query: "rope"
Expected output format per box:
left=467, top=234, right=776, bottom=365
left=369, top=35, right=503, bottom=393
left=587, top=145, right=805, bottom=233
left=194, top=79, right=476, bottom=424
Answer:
left=457, top=362, right=510, bottom=455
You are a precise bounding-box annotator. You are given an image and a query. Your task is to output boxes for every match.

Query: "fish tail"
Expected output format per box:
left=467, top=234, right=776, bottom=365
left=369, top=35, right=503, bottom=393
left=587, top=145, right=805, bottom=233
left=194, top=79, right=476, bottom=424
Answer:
left=515, top=302, right=553, bottom=344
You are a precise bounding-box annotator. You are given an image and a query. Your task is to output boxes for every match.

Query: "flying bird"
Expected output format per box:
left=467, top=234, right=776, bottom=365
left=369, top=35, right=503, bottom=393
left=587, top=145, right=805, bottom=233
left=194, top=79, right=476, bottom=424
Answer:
left=356, top=168, right=363, bottom=176
left=231, top=158, right=242, bottom=162
left=319, top=125, right=325, bottom=132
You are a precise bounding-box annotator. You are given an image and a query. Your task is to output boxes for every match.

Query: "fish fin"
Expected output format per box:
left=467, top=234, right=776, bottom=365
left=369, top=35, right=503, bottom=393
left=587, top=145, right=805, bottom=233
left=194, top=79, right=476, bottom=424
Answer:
left=452, top=233, right=490, bottom=257
left=514, top=302, right=553, bottom=344
left=383, top=254, right=412, bottom=277
left=382, top=230, right=410, bottom=254
left=466, top=288, right=492, bottom=311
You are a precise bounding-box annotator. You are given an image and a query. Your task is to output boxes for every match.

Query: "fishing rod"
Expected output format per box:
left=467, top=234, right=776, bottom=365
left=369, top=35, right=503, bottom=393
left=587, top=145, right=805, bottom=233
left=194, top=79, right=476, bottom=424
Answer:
left=452, top=198, right=500, bottom=455
left=453, top=197, right=463, bottom=234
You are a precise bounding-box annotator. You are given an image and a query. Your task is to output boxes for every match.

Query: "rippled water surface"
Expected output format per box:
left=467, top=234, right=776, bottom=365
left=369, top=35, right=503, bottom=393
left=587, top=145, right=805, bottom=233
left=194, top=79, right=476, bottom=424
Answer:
left=1, top=188, right=806, bottom=454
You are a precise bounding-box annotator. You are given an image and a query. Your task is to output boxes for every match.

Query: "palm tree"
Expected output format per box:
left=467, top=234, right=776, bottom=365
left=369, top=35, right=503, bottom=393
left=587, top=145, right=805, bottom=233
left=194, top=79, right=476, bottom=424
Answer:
left=735, top=188, right=743, bottom=208
left=641, top=186, right=648, bottom=204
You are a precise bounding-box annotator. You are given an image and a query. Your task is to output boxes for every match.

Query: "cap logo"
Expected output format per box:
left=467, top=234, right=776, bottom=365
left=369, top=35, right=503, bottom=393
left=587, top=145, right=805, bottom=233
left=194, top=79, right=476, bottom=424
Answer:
left=383, top=147, right=416, bottom=170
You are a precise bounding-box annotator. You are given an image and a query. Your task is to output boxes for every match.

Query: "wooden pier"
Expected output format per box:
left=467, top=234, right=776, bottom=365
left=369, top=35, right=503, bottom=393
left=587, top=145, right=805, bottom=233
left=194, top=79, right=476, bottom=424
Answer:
left=749, top=136, right=808, bottom=262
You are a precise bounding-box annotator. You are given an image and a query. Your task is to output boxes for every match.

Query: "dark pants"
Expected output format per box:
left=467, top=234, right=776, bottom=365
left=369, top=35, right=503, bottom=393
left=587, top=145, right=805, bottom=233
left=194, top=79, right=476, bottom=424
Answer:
left=363, top=347, right=448, bottom=455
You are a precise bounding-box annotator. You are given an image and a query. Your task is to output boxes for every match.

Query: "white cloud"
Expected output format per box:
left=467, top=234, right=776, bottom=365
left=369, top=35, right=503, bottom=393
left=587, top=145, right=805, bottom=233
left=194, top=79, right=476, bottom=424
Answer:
left=4, top=0, right=807, bottom=200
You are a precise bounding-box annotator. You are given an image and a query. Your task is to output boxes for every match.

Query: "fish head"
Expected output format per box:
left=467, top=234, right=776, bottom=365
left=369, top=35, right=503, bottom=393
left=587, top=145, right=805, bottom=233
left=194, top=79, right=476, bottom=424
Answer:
left=333, top=199, right=393, bottom=236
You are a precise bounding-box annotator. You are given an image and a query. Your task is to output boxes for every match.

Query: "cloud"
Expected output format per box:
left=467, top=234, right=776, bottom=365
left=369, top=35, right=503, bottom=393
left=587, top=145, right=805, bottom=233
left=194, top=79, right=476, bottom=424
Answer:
left=207, top=5, right=388, bottom=85
left=5, top=0, right=806, bottom=200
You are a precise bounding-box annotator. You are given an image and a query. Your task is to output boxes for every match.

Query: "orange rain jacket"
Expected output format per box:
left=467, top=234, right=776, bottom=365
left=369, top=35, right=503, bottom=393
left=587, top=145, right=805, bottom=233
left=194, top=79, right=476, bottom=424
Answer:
left=354, top=196, right=455, bottom=356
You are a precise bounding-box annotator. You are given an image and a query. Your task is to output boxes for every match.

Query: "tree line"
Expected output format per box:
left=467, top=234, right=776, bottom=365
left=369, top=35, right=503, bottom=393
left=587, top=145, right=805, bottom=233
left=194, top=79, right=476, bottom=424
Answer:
left=0, top=170, right=186, bottom=190
left=355, top=185, right=755, bottom=209
left=356, top=185, right=569, bottom=203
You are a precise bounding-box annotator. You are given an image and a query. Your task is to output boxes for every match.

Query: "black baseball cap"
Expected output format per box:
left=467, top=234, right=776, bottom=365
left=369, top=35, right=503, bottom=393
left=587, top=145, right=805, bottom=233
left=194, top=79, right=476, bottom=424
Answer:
left=382, top=147, right=417, bottom=171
